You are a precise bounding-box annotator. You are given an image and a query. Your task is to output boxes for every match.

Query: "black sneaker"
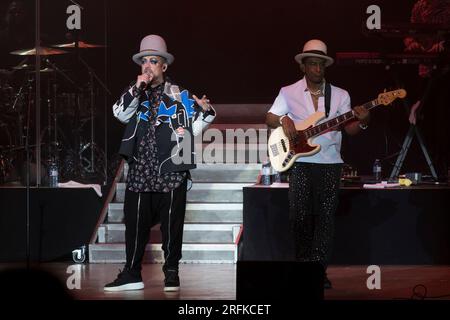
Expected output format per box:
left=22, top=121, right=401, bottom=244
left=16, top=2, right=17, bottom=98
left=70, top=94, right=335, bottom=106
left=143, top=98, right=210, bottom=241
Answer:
left=164, top=269, right=180, bottom=292
left=104, top=269, right=144, bottom=292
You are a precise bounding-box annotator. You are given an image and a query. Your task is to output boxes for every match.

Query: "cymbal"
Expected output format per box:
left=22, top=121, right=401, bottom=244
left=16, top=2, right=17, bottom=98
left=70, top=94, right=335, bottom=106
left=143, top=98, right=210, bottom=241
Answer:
left=12, top=63, right=54, bottom=73
left=10, top=46, right=68, bottom=56
left=13, top=63, right=33, bottom=70
left=52, top=41, right=106, bottom=48
left=29, top=67, right=55, bottom=73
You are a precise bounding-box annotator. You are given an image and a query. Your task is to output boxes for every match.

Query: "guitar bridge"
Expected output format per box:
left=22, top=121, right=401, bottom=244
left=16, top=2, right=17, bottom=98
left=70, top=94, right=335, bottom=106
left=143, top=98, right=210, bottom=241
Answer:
left=270, top=144, right=279, bottom=157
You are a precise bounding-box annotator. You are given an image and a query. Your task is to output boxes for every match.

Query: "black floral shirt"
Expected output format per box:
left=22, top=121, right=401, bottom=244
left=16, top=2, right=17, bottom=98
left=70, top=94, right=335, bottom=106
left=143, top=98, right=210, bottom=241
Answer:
left=127, top=82, right=187, bottom=193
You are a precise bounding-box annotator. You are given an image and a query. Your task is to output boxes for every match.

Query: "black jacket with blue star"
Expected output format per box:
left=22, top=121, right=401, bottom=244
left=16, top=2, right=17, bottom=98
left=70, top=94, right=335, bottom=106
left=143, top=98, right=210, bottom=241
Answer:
left=112, top=79, right=216, bottom=175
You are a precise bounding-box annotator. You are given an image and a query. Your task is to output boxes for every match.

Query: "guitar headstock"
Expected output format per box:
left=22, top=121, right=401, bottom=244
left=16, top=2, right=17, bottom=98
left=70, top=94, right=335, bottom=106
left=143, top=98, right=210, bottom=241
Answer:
left=378, top=89, right=407, bottom=105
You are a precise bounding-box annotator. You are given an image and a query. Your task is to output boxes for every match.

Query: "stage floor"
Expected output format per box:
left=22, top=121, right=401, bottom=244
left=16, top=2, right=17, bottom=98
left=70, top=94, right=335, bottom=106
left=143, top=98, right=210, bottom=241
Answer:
left=0, top=263, right=449, bottom=300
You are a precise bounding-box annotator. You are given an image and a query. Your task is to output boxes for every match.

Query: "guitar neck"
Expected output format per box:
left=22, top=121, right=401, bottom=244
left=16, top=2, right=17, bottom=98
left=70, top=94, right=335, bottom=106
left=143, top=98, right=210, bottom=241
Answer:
left=303, top=98, right=379, bottom=138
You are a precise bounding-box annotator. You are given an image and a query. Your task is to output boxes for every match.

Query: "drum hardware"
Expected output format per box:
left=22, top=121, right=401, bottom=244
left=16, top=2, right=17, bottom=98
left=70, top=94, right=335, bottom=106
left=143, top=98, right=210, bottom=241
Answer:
left=52, top=41, right=106, bottom=49
left=10, top=46, right=68, bottom=56
left=1, top=36, right=111, bottom=186
left=74, top=55, right=111, bottom=182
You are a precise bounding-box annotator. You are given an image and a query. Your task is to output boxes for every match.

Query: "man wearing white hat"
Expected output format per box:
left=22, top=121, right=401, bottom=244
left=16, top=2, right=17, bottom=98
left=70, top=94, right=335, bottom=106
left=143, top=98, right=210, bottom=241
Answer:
left=106, top=34, right=216, bottom=292
left=266, top=39, right=370, bottom=289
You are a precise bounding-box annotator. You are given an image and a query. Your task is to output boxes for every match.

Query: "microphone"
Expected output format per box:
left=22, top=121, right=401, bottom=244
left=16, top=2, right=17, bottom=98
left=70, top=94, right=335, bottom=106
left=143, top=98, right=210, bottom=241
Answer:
left=138, top=80, right=147, bottom=90
left=134, top=79, right=148, bottom=96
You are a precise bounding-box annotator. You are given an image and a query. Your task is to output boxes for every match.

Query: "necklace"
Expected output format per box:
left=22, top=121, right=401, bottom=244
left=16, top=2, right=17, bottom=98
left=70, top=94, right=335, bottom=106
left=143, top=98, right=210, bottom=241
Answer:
left=309, top=88, right=322, bottom=96
left=308, top=83, right=324, bottom=96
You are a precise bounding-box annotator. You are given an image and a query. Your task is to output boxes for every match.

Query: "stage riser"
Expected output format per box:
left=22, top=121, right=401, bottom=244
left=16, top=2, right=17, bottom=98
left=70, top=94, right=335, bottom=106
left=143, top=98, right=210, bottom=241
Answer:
left=184, top=210, right=243, bottom=224
left=89, top=244, right=236, bottom=264
left=98, top=224, right=239, bottom=244
left=190, top=172, right=258, bottom=183
left=115, top=183, right=250, bottom=203
left=93, top=137, right=264, bottom=264
left=190, top=164, right=260, bottom=183
left=242, top=186, right=450, bottom=264
left=108, top=203, right=243, bottom=224
left=188, top=189, right=244, bottom=203
left=91, top=159, right=254, bottom=264
left=0, top=188, right=103, bottom=262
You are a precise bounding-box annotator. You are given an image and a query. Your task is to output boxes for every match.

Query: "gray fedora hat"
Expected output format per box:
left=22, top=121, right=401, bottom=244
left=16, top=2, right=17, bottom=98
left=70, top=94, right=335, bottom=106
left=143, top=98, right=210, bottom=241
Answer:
left=294, top=39, right=334, bottom=67
left=132, top=34, right=174, bottom=65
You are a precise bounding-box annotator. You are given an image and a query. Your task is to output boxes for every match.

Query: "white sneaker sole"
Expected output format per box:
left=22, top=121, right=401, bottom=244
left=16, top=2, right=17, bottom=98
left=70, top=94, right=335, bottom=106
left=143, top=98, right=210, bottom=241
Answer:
left=104, top=282, right=144, bottom=292
left=164, top=286, right=180, bottom=292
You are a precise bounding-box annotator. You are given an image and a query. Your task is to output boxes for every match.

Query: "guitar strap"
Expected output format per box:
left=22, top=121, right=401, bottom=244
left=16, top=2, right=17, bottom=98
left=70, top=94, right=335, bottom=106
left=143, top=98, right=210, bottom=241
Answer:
left=325, top=82, right=331, bottom=118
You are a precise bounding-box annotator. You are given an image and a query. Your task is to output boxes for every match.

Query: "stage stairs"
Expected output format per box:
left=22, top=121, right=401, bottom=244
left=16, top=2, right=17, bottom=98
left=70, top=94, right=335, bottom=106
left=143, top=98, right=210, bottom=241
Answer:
left=89, top=112, right=269, bottom=264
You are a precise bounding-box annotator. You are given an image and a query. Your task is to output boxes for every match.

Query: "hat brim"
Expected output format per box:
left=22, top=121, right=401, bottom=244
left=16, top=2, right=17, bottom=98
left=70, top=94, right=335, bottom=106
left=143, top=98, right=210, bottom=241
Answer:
left=294, top=53, right=334, bottom=67
left=132, top=50, right=174, bottom=65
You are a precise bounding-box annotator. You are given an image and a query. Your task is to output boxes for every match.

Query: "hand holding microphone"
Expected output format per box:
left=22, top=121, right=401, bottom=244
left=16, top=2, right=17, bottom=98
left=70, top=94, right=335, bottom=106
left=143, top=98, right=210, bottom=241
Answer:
left=135, top=69, right=153, bottom=94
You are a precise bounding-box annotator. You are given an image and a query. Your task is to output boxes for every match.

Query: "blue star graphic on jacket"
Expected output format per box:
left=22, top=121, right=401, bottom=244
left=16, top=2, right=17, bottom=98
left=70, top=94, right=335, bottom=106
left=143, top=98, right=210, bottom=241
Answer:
left=156, top=101, right=178, bottom=123
left=138, top=90, right=196, bottom=123
left=138, top=100, right=177, bottom=123
left=138, top=100, right=151, bottom=122
left=179, top=90, right=196, bottom=117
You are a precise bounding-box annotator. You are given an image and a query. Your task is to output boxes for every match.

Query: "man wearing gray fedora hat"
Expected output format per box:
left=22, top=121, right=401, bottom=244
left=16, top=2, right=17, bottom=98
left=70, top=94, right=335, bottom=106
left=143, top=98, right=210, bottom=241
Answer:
left=106, top=34, right=215, bottom=292
left=266, top=39, right=370, bottom=289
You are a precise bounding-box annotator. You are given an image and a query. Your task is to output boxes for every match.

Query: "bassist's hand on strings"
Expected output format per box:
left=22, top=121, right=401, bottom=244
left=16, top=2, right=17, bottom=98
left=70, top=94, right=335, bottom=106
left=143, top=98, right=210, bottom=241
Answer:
left=280, top=115, right=298, bottom=142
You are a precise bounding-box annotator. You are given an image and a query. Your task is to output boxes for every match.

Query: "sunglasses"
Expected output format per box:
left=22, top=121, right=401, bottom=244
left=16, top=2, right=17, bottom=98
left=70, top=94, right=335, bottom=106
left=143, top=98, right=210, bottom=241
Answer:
left=141, top=57, right=162, bottom=65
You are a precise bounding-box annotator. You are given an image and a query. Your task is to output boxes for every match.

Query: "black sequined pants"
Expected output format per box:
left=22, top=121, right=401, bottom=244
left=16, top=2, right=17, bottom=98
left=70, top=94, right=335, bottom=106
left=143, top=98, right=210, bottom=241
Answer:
left=288, top=162, right=342, bottom=269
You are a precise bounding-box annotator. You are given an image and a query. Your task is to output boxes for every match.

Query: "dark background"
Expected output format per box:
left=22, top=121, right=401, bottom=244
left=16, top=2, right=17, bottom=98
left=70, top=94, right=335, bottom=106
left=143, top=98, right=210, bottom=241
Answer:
left=1, top=0, right=448, bottom=178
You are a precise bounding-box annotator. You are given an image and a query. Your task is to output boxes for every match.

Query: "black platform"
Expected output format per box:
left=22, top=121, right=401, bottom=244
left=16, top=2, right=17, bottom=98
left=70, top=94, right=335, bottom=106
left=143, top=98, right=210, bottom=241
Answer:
left=242, top=184, right=450, bottom=264
left=0, top=187, right=104, bottom=262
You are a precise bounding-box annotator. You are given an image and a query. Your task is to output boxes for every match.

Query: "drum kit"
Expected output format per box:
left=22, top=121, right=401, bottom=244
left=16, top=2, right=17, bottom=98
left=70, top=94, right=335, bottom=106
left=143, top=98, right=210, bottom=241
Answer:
left=0, top=40, right=109, bottom=185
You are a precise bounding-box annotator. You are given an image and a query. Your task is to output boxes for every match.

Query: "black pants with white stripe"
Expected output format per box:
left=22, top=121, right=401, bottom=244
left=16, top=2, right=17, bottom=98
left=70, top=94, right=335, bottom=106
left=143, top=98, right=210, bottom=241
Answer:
left=123, top=179, right=187, bottom=276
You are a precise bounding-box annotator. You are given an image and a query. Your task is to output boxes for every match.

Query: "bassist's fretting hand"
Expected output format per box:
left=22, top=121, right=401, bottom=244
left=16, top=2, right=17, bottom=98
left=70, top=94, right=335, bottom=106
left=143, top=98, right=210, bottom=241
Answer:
left=352, top=105, right=370, bottom=126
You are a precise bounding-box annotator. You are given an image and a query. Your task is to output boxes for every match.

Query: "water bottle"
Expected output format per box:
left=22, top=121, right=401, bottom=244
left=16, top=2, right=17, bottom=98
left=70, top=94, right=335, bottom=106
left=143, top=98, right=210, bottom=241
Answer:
left=48, top=161, right=59, bottom=187
left=261, top=161, right=272, bottom=185
left=373, top=159, right=382, bottom=182
left=273, top=169, right=281, bottom=183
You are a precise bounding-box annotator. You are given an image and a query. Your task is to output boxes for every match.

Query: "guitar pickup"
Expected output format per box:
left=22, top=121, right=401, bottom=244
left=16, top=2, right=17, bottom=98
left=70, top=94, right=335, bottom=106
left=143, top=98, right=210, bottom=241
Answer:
left=281, top=139, right=287, bottom=153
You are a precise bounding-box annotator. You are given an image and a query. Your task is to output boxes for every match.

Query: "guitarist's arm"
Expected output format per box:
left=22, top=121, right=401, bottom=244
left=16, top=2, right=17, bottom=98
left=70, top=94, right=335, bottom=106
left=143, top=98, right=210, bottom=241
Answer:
left=265, top=112, right=282, bottom=129
left=267, top=91, right=298, bottom=141
left=344, top=106, right=370, bottom=136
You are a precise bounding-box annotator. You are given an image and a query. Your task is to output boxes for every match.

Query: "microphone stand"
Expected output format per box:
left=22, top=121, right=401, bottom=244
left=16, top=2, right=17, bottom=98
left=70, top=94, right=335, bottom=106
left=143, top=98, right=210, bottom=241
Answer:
left=77, top=55, right=111, bottom=184
left=78, top=56, right=111, bottom=95
left=65, top=28, right=111, bottom=184
left=25, top=75, right=34, bottom=269
left=44, top=58, right=78, bottom=87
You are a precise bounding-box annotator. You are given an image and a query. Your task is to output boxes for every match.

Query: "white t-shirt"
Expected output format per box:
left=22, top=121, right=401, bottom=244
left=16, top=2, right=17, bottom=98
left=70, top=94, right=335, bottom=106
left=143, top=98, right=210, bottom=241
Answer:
left=268, top=77, right=351, bottom=164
